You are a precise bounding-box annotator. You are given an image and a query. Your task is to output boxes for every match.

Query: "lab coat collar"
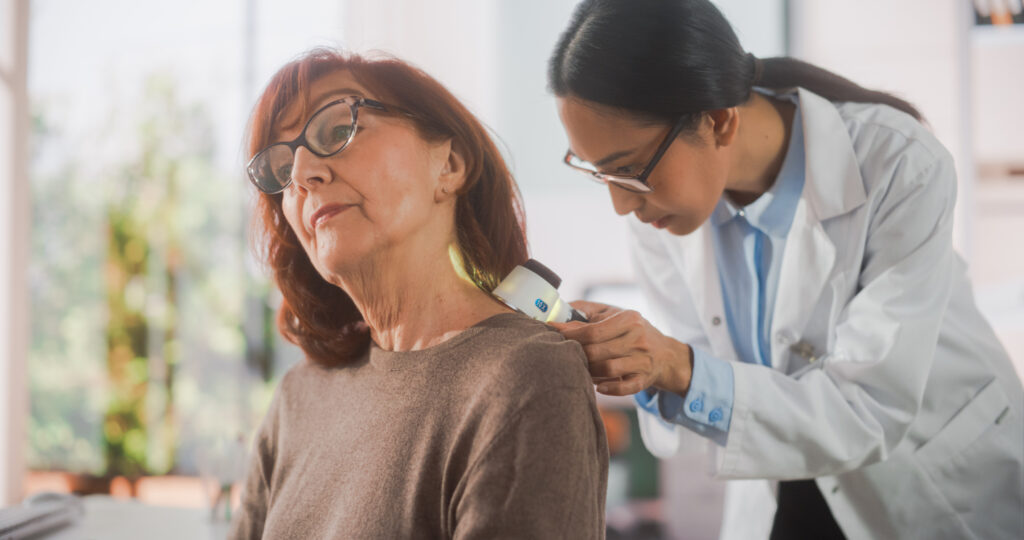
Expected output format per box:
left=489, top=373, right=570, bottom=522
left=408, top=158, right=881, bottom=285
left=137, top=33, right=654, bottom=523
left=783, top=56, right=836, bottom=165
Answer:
left=796, top=87, right=867, bottom=221
left=714, top=87, right=864, bottom=226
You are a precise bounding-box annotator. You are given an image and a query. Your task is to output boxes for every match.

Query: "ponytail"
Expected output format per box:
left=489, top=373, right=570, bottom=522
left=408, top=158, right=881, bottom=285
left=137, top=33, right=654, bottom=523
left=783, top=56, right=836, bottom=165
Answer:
left=755, top=57, right=922, bottom=120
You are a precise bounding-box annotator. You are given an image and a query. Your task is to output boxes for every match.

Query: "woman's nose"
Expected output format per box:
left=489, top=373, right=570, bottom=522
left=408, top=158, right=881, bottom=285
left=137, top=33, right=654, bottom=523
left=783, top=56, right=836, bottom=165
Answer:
left=291, top=146, right=332, bottom=191
left=608, top=184, right=643, bottom=216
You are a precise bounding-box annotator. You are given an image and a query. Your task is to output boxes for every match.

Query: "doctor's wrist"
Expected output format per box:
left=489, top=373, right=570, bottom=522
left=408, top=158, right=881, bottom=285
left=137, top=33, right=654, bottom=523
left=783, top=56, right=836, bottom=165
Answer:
left=653, top=340, right=694, bottom=398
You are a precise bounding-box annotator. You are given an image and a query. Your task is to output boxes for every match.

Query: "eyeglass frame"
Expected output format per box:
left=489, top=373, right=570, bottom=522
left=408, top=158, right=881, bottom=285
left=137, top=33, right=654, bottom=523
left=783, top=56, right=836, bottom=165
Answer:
left=562, top=114, right=691, bottom=193
left=246, top=95, right=418, bottom=194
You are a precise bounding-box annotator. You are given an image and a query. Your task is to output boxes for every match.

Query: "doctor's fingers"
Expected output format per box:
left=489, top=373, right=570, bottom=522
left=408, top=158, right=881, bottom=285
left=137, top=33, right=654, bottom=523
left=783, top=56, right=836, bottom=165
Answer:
left=595, top=372, right=650, bottom=396
left=587, top=353, right=655, bottom=380
left=580, top=331, right=644, bottom=365
left=567, top=300, right=620, bottom=322
left=557, top=308, right=643, bottom=345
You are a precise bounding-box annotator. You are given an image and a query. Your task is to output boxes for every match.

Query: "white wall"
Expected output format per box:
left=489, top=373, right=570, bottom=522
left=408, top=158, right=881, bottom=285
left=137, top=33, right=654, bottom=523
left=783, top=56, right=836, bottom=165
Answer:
left=713, top=0, right=787, bottom=57
left=1, top=0, right=30, bottom=507
left=971, top=26, right=1024, bottom=167
left=341, top=0, right=499, bottom=129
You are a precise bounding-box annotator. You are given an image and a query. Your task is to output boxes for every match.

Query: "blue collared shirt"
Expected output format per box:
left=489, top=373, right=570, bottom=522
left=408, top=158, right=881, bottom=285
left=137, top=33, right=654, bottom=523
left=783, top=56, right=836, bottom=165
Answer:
left=635, top=96, right=805, bottom=446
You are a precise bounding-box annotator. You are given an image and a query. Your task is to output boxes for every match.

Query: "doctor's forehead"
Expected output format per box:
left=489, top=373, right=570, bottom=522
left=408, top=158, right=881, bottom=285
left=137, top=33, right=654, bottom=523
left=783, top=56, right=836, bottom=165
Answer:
left=557, top=97, right=656, bottom=162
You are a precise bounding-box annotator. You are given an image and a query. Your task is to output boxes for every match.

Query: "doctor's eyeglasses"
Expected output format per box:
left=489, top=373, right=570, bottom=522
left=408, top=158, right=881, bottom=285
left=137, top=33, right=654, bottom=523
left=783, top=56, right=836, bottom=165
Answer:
left=563, top=114, right=691, bottom=194
left=247, top=96, right=415, bottom=194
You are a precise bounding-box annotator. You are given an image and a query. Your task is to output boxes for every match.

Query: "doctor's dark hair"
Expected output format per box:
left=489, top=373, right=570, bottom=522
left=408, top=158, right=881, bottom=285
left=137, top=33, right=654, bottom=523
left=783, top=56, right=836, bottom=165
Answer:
left=247, top=49, right=528, bottom=367
left=549, top=0, right=922, bottom=130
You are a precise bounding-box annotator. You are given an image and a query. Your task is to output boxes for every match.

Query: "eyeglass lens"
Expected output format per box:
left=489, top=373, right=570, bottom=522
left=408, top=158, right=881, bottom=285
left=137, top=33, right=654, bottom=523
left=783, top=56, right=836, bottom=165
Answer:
left=249, top=101, right=356, bottom=193
left=565, top=154, right=650, bottom=192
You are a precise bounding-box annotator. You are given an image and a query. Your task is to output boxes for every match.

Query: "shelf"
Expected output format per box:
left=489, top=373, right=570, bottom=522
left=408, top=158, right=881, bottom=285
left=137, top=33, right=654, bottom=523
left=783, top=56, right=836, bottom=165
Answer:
left=972, top=24, right=1024, bottom=44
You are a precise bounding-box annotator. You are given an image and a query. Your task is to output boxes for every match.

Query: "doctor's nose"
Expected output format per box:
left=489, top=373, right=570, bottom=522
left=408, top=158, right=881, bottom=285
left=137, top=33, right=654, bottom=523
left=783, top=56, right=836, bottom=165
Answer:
left=608, top=184, right=643, bottom=216
left=291, top=146, right=333, bottom=192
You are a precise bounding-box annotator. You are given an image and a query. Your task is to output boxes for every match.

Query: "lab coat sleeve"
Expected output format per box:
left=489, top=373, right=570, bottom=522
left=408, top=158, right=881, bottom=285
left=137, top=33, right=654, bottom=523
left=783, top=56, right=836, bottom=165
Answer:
left=718, top=152, right=958, bottom=479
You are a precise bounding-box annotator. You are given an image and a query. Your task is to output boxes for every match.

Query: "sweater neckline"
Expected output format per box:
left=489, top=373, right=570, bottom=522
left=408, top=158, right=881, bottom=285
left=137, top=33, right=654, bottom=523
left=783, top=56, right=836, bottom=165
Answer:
left=368, top=312, right=525, bottom=371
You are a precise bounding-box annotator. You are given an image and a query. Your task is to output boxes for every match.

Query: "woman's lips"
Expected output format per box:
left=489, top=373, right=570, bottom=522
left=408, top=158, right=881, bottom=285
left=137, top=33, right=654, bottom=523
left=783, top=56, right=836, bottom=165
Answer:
left=309, top=204, right=352, bottom=229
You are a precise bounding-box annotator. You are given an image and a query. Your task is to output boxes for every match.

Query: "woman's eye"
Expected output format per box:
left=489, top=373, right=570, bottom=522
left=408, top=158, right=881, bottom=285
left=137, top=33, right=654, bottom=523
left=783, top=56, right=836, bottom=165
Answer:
left=328, top=124, right=352, bottom=144
left=613, top=164, right=639, bottom=175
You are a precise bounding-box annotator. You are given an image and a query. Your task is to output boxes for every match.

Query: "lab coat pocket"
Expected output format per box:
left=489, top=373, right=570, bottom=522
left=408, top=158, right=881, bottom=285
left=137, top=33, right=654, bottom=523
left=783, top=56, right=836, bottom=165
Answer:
left=915, top=379, right=1008, bottom=464
left=790, top=270, right=852, bottom=368
left=913, top=380, right=1021, bottom=538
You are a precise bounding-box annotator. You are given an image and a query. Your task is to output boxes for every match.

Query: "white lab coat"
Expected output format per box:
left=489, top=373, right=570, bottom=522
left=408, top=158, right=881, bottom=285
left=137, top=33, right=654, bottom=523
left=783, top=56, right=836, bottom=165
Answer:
left=629, top=87, right=1024, bottom=540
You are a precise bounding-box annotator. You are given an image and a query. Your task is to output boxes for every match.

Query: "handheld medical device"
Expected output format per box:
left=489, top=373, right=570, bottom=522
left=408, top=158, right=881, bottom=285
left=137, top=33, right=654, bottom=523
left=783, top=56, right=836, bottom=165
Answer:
left=492, top=259, right=588, bottom=323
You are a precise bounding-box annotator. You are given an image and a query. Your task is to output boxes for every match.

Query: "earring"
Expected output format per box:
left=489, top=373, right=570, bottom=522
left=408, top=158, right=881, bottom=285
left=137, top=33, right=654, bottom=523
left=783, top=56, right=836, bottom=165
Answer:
left=441, top=187, right=450, bottom=194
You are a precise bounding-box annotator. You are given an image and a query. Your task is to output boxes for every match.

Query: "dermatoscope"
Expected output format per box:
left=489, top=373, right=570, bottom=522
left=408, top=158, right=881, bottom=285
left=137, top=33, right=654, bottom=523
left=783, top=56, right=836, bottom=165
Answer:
left=492, top=259, right=588, bottom=323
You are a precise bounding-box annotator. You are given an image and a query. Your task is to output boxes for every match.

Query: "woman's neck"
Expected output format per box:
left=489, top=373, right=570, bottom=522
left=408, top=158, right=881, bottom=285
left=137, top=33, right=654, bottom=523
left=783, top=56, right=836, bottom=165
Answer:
left=336, top=244, right=510, bottom=352
left=726, top=92, right=796, bottom=207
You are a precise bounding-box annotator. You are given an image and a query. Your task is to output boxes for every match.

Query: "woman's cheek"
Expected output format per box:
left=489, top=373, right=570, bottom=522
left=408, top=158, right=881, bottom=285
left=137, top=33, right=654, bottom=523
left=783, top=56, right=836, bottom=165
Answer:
left=281, top=193, right=307, bottom=242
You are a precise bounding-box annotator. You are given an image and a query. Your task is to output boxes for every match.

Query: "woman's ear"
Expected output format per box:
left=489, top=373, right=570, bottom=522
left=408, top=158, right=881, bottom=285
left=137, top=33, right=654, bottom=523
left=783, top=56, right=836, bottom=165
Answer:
left=707, top=107, right=739, bottom=148
left=434, top=139, right=467, bottom=203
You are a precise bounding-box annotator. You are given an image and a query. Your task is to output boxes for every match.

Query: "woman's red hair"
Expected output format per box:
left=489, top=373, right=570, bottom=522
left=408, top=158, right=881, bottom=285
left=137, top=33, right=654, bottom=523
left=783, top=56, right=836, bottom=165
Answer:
left=246, top=49, right=528, bottom=366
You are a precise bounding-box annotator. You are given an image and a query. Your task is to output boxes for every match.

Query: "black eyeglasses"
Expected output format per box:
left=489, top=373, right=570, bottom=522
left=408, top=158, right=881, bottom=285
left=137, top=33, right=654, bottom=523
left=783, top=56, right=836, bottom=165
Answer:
left=247, top=96, right=415, bottom=194
left=563, top=115, right=690, bottom=193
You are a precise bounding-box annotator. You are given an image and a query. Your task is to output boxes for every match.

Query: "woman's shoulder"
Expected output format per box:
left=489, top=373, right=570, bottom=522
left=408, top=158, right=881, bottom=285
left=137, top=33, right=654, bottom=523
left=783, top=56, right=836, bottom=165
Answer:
left=270, top=355, right=359, bottom=410
left=469, top=312, right=592, bottom=392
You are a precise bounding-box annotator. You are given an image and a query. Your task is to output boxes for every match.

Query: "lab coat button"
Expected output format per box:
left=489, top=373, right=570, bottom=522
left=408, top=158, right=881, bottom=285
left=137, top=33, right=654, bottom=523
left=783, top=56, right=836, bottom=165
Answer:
left=709, top=408, right=723, bottom=423
left=712, top=316, right=722, bottom=326
left=689, top=396, right=704, bottom=414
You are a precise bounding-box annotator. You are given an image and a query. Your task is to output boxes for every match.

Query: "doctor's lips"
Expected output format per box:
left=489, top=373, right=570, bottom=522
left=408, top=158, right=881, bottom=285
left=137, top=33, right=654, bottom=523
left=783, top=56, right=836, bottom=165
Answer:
left=639, top=214, right=672, bottom=229
left=309, top=203, right=353, bottom=229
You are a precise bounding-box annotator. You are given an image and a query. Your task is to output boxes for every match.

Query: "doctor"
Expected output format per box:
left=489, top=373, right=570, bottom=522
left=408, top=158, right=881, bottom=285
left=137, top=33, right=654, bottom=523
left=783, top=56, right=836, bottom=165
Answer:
left=547, top=1, right=1023, bottom=539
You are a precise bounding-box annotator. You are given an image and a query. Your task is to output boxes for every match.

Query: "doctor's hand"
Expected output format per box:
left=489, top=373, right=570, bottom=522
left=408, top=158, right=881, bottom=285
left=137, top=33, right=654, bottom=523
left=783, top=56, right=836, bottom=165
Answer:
left=550, top=300, right=694, bottom=397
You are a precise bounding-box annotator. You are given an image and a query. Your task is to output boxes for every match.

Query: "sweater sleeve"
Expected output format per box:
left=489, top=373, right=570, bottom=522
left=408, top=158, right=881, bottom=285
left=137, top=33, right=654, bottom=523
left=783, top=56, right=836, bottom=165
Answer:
left=451, top=387, right=608, bottom=539
left=229, top=387, right=282, bottom=540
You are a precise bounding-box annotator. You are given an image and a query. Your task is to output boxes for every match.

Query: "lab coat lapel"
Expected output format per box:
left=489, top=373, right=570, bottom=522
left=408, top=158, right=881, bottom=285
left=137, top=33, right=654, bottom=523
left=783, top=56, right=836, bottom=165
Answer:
left=669, top=225, right=740, bottom=362
left=770, top=201, right=835, bottom=373
left=769, top=88, right=865, bottom=373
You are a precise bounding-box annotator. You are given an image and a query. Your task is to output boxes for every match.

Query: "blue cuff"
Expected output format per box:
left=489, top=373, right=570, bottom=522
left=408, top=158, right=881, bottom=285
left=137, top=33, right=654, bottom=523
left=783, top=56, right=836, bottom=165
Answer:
left=680, top=347, right=735, bottom=432
left=633, top=348, right=735, bottom=446
left=634, top=387, right=659, bottom=414
left=633, top=388, right=676, bottom=432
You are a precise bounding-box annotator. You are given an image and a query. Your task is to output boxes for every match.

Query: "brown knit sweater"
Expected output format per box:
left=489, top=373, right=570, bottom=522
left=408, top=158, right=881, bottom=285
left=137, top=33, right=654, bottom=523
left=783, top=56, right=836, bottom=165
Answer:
left=229, top=312, right=608, bottom=539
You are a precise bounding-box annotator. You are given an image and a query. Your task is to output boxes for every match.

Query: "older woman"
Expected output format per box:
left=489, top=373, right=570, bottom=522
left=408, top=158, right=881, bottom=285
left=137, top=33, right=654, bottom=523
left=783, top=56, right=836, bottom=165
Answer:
left=228, top=49, right=608, bottom=539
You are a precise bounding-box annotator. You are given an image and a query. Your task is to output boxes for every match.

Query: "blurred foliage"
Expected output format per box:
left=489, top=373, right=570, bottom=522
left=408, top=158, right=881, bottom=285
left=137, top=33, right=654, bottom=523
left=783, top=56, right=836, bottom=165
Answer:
left=29, top=73, right=280, bottom=477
